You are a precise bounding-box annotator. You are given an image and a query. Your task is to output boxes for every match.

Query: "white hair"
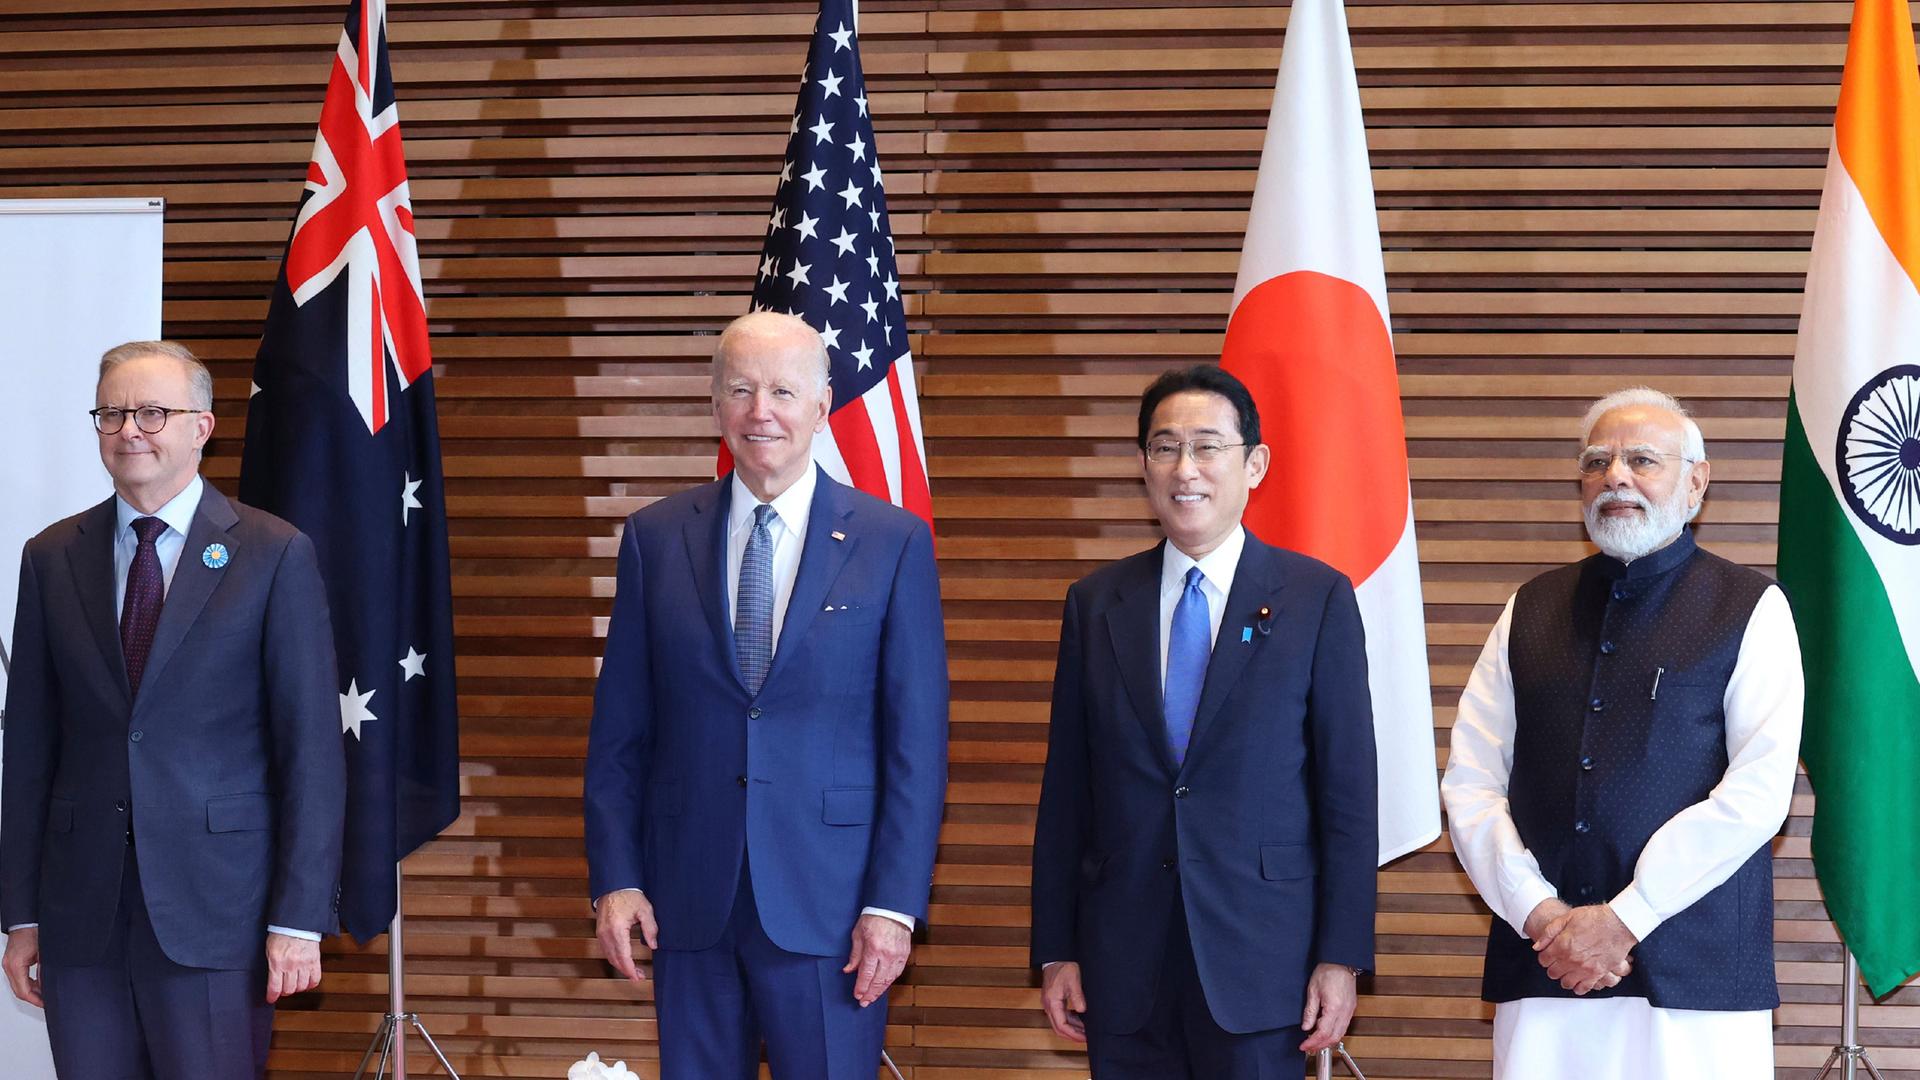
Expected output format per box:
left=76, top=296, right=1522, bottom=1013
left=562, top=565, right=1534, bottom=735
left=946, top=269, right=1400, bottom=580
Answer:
left=99, top=340, right=214, bottom=410
left=711, top=311, right=831, bottom=395
left=1580, top=386, right=1706, bottom=462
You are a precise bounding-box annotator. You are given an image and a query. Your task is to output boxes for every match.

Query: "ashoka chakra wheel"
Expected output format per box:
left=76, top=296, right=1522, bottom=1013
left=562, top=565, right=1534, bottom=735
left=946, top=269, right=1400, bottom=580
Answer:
left=1838, top=364, right=1920, bottom=545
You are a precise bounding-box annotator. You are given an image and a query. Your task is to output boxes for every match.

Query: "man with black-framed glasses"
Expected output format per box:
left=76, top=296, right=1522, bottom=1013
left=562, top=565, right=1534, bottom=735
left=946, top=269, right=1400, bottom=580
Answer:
left=1, top=339, right=344, bottom=1078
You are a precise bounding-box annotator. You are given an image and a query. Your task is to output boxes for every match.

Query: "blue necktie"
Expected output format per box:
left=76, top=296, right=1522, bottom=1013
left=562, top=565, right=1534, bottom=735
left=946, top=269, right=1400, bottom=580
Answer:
left=1163, top=565, right=1210, bottom=766
left=735, top=504, right=777, bottom=695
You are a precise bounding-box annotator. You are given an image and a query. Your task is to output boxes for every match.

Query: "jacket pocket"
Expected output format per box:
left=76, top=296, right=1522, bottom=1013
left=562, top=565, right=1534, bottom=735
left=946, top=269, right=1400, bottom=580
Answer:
left=823, top=787, right=876, bottom=825
left=1260, top=843, right=1315, bottom=882
left=46, top=798, right=74, bottom=834
left=650, top=781, right=684, bottom=818
left=206, top=793, right=272, bottom=833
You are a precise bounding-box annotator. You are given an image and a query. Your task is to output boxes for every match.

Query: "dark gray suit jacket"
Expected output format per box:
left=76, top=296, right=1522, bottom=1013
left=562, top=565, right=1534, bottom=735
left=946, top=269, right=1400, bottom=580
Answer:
left=1, top=483, right=346, bottom=970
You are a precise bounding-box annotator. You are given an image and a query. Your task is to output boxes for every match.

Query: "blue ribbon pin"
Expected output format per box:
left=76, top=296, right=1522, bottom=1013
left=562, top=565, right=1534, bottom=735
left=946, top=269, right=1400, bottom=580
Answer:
left=202, top=543, right=229, bottom=569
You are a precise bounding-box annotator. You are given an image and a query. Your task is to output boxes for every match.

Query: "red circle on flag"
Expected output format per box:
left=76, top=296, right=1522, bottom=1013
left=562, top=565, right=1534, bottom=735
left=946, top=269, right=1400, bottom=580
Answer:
left=1220, top=270, right=1410, bottom=585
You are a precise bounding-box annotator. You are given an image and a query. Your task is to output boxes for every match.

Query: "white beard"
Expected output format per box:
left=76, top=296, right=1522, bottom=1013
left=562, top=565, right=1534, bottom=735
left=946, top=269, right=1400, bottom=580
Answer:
left=1583, top=483, right=1692, bottom=562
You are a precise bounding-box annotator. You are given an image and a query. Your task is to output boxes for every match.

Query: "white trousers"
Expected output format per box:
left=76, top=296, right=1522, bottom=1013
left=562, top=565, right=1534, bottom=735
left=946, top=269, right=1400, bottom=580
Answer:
left=1492, top=997, right=1773, bottom=1080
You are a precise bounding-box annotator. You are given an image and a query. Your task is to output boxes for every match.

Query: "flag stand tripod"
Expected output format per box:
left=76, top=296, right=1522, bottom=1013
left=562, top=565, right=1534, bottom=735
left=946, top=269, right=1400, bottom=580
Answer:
left=353, top=865, right=461, bottom=1079
left=1815, top=951, right=1885, bottom=1080
left=1316, top=1044, right=1368, bottom=1079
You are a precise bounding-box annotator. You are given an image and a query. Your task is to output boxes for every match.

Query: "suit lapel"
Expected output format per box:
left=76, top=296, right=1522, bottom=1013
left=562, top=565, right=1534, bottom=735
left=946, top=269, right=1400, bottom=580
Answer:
left=682, top=478, right=737, bottom=688
left=764, top=469, right=855, bottom=691
left=66, top=497, right=130, bottom=707
left=136, top=484, right=240, bottom=706
left=1181, top=537, right=1286, bottom=775
left=1105, top=545, right=1176, bottom=777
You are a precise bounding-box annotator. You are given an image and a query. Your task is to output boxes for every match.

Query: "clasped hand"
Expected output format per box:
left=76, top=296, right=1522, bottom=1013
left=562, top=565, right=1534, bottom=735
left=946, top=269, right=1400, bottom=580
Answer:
left=1526, top=898, right=1635, bottom=994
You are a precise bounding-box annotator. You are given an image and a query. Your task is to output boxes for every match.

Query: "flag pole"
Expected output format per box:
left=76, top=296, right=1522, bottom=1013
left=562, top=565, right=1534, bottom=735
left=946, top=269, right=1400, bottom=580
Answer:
left=1814, top=950, right=1885, bottom=1080
left=1317, top=1042, right=1368, bottom=1079
left=352, top=864, right=462, bottom=1079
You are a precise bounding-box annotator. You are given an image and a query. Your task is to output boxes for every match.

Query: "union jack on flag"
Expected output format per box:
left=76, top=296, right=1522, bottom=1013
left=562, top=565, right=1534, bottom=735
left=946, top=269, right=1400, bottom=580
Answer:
left=240, top=0, right=460, bottom=943
left=727, top=0, right=933, bottom=526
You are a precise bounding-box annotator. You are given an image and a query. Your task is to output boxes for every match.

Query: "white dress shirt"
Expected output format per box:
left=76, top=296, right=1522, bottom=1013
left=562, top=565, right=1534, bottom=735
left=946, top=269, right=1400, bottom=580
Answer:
left=1157, top=525, right=1244, bottom=691
left=614, top=468, right=914, bottom=932
left=1442, top=585, right=1803, bottom=1078
left=8, top=476, right=320, bottom=942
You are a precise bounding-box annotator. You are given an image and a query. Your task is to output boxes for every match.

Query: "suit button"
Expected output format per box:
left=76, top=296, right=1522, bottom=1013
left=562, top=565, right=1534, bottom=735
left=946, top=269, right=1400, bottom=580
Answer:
left=1612, top=588, right=1629, bottom=601
left=1589, top=698, right=1605, bottom=712
left=1599, top=640, right=1617, bottom=656
left=1578, top=884, right=1594, bottom=898
left=1575, top=819, right=1591, bottom=834
left=129, top=730, right=143, bottom=742
left=115, top=799, right=128, bottom=812
left=748, top=707, right=762, bottom=719
left=1173, top=786, right=1190, bottom=799
left=1162, top=858, right=1176, bottom=869
left=736, top=775, right=748, bottom=788
left=1580, top=756, right=1595, bottom=771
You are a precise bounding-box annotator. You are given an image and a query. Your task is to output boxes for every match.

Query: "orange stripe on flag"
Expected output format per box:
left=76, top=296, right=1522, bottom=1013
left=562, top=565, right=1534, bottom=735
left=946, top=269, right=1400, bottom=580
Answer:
left=1835, top=0, right=1920, bottom=294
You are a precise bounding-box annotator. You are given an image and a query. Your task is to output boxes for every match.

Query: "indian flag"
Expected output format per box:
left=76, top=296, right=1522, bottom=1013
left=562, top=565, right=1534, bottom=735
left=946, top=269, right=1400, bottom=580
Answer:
left=1220, top=0, right=1440, bottom=862
left=1776, top=0, right=1920, bottom=997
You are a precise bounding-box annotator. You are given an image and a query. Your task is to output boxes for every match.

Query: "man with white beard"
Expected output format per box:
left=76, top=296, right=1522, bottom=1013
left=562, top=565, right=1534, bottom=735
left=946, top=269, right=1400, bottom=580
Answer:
left=1442, top=387, right=1804, bottom=1079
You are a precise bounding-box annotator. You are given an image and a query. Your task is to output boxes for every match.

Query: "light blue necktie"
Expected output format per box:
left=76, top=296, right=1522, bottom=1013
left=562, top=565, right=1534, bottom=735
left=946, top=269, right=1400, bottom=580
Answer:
left=735, top=503, right=777, bottom=695
left=1163, top=565, right=1210, bottom=766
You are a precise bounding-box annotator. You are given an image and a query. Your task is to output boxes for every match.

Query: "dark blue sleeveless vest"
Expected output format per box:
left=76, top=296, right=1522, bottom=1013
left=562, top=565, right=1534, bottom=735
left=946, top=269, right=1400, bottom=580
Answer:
left=1480, top=529, right=1780, bottom=1010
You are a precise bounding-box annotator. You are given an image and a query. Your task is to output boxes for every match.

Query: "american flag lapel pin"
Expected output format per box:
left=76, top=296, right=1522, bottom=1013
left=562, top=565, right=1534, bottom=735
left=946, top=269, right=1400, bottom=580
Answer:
left=831, top=530, right=846, bottom=541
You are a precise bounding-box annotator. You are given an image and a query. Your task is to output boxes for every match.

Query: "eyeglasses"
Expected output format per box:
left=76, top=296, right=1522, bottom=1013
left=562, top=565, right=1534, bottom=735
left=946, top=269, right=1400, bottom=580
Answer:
left=1144, top=439, right=1246, bottom=464
left=90, top=405, right=205, bottom=435
left=1577, top=448, right=1696, bottom=477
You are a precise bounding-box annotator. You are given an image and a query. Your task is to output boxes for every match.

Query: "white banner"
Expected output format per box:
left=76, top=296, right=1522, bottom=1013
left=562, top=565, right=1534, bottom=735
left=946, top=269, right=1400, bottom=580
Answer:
left=0, top=197, right=163, bottom=1069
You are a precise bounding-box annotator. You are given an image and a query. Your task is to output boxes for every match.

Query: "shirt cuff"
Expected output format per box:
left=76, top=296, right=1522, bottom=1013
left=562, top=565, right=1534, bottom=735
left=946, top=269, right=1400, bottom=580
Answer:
left=1508, top=878, right=1563, bottom=940
left=592, top=887, right=644, bottom=912
left=5, top=924, right=37, bottom=933
left=1607, top=886, right=1659, bottom=944
left=267, top=925, right=321, bottom=942
left=861, top=906, right=914, bottom=931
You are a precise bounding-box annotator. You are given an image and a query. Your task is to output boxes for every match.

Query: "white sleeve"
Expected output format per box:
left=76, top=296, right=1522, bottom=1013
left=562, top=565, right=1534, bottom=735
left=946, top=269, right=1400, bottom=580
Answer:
left=1607, top=585, right=1804, bottom=941
left=1442, top=596, right=1562, bottom=939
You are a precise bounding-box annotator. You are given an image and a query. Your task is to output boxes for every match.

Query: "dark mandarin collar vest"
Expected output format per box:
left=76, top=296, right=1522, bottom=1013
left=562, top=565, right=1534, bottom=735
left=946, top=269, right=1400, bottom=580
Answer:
left=1482, top=529, right=1781, bottom=1011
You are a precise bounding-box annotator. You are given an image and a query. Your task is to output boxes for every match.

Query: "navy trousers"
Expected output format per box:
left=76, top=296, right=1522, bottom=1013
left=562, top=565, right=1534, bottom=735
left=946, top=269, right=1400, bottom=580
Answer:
left=1086, top=892, right=1307, bottom=1080
left=39, top=845, right=272, bottom=1080
left=652, top=859, right=888, bottom=1080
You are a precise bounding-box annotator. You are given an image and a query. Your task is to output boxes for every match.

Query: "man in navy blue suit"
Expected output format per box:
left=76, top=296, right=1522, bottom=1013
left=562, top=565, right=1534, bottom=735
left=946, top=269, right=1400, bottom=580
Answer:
left=2, top=340, right=345, bottom=1078
left=585, top=312, right=949, bottom=1079
left=1031, top=365, right=1378, bottom=1077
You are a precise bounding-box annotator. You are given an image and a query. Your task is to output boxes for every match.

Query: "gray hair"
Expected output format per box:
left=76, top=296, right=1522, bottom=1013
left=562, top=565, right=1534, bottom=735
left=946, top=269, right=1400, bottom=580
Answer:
left=1580, top=386, right=1707, bottom=462
left=711, top=311, right=831, bottom=395
left=99, top=340, right=214, bottom=411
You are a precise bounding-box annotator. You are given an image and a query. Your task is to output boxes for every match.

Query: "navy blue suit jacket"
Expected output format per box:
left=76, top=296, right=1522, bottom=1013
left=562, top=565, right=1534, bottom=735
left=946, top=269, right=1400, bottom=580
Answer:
left=1, top=484, right=346, bottom=971
left=584, top=469, right=949, bottom=957
left=1030, top=534, right=1378, bottom=1035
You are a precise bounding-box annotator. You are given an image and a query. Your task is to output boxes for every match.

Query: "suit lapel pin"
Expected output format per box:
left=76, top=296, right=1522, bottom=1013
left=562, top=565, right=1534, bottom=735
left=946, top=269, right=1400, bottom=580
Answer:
left=202, top=542, right=230, bottom=569
left=1255, top=605, right=1274, bottom=637
left=831, top=530, right=846, bottom=542
left=1241, top=626, right=1253, bottom=643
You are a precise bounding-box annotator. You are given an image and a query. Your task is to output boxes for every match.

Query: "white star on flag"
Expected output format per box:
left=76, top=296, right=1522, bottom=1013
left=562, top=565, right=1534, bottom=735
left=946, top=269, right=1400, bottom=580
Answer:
left=853, top=343, right=874, bottom=370
left=802, top=164, right=829, bottom=192
left=883, top=275, right=900, bottom=301
left=789, top=112, right=800, bottom=136
left=786, top=260, right=811, bottom=286
left=768, top=206, right=787, bottom=231
left=819, top=69, right=843, bottom=98
left=780, top=159, right=793, bottom=184
left=399, top=647, right=427, bottom=681
left=340, top=678, right=376, bottom=739
left=855, top=94, right=867, bottom=117
left=810, top=117, right=835, bottom=144
left=820, top=322, right=842, bottom=350
left=839, top=180, right=863, bottom=209
left=865, top=250, right=880, bottom=275
left=831, top=227, right=858, bottom=257
left=249, top=381, right=262, bottom=398
left=402, top=473, right=423, bottom=525
left=824, top=276, right=850, bottom=304
left=828, top=22, right=852, bottom=50
left=760, top=254, right=777, bottom=278
left=847, top=134, right=867, bottom=162
left=860, top=294, right=879, bottom=322
left=795, top=211, right=820, bottom=240
left=870, top=162, right=884, bottom=187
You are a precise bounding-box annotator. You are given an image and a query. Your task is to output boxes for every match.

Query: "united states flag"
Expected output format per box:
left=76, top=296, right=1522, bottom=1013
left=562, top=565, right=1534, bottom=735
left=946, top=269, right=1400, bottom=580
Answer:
left=726, top=0, right=932, bottom=525
left=238, top=0, right=460, bottom=943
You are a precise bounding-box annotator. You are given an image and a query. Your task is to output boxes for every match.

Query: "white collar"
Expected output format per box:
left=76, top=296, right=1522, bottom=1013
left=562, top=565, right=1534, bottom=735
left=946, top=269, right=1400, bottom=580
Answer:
left=1160, top=524, right=1246, bottom=595
left=729, top=465, right=817, bottom=537
left=116, top=474, right=204, bottom=540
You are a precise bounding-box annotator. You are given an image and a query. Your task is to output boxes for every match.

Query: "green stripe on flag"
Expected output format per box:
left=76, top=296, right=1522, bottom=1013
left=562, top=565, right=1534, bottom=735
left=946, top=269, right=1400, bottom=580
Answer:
left=1779, top=397, right=1920, bottom=997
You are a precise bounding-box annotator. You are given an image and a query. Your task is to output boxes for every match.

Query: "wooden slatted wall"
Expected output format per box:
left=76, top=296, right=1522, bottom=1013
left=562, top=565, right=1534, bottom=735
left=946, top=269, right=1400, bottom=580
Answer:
left=2, top=0, right=1915, bottom=1075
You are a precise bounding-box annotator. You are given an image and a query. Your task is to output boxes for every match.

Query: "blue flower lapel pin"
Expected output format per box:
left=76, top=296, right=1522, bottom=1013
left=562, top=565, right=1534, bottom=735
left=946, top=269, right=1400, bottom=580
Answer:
left=202, top=542, right=230, bottom=569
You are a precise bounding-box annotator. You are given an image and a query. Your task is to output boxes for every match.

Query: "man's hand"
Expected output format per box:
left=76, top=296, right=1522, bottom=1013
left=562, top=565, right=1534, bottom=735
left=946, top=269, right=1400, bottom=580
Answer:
left=595, top=889, right=659, bottom=984
left=1523, top=897, right=1573, bottom=943
left=1536, top=904, right=1636, bottom=994
left=1039, top=961, right=1088, bottom=1043
left=1300, top=962, right=1358, bottom=1053
left=843, top=914, right=911, bottom=1007
left=3, top=928, right=42, bottom=1008
left=265, top=932, right=322, bottom=1003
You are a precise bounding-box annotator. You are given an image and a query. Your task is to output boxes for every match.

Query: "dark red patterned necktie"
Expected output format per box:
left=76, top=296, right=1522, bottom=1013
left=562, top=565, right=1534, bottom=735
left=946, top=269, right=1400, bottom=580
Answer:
left=120, top=516, right=168, bottom=693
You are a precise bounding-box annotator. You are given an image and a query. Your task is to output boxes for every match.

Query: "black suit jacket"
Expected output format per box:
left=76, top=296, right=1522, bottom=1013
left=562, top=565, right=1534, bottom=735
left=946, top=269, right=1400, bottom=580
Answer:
left=1, top=483, right=346, bottom=970
left=1030, top=533, right=1378, bottom=1035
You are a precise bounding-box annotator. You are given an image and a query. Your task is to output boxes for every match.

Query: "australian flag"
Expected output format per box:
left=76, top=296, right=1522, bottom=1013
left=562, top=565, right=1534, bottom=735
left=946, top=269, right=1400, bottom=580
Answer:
left=238, top=0, right=460, bottom=943
left=726, top=0, right=933, bottom=525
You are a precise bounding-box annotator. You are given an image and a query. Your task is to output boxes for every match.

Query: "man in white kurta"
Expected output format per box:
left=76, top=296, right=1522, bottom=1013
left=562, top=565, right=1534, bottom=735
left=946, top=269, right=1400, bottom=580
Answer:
left=1442, top=389, right=1803, bottom=1079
